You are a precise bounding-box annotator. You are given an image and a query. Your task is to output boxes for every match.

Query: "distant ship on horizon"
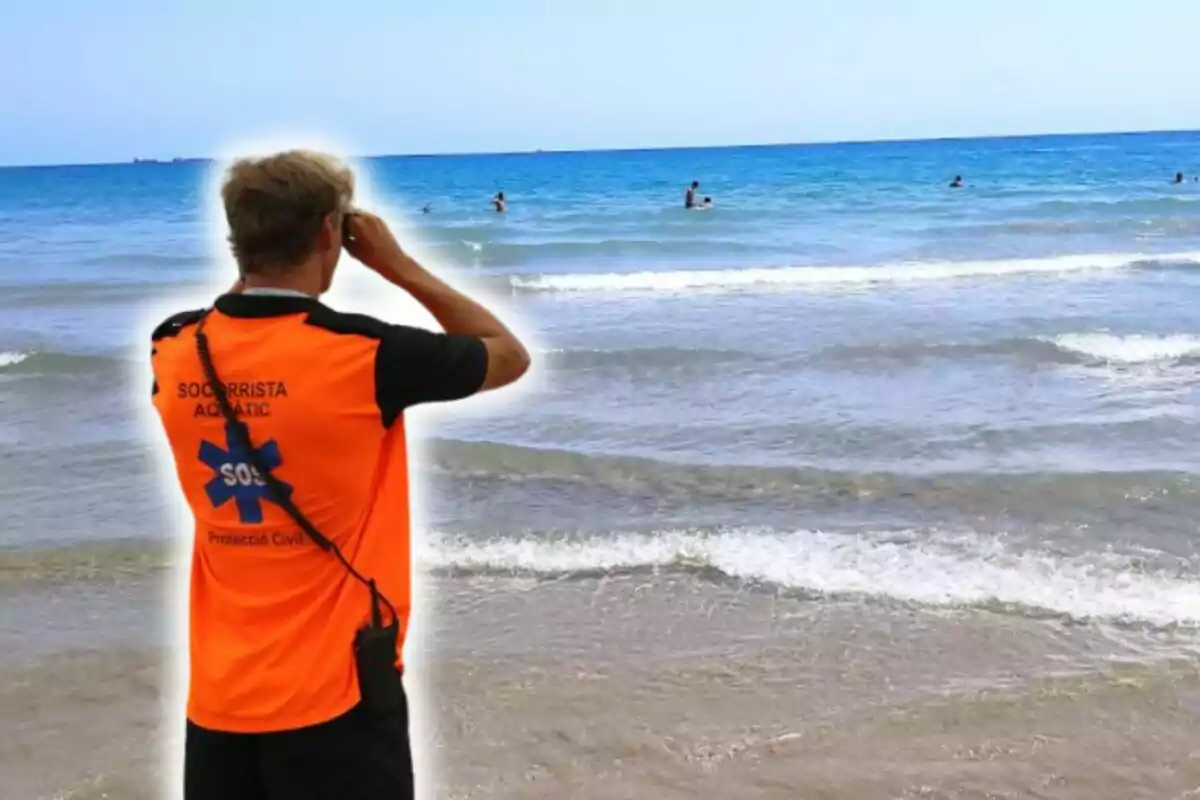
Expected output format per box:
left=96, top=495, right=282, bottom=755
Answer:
left=132, top=156, right=208, bottom=165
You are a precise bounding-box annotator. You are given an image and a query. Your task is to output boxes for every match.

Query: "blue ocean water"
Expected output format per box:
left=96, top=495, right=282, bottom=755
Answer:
left=2, top=131, right=1200, bottom=629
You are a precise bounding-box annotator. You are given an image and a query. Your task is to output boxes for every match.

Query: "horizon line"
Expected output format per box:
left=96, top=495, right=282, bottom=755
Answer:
left=2, top=125, right=1198, bottom=170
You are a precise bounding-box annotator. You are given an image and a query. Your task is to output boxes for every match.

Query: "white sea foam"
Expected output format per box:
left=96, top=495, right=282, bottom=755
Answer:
left=422, top=528, right=1200, bottom=627
left=0, top=351, right=29, bottom=368
left=1047, top=333, right=1200, bottom=364
left=510, top=251, right=1200, bottom=292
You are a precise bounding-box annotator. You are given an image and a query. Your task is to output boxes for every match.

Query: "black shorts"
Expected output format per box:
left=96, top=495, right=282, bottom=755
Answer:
left=184, top=695, right=413, bottom=800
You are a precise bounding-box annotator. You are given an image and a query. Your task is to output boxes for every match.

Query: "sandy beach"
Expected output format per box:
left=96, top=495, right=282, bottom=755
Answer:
left=4, top=568, right=1199, bottom=800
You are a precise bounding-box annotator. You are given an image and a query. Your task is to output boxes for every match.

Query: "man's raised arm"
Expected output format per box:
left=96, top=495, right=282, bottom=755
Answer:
left=345, top=211, right=530, bottom=393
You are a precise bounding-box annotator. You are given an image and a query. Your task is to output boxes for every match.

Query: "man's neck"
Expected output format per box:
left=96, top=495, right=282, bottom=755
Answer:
left=240, top=268, right=323, bottom=297
left=239, top=286, right=315, bottom=299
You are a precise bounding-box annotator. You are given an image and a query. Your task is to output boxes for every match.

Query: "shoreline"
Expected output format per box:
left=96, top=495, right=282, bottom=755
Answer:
left=3, top=531, right=1199, bottom=636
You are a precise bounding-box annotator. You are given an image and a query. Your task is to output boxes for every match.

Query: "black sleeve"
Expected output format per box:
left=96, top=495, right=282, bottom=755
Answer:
left=375, top=324, right=489, bottom=426
left=150, top=308, right=205, bottom=397
left=151, top=308, right=206, bottom=342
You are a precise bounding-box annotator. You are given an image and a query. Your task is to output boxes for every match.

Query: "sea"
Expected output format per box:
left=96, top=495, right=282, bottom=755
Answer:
left=2, top=131, right=1200, bottom=799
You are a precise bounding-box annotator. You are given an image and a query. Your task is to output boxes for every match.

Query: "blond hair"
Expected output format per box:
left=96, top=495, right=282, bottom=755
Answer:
left=220, top=150, right=354, bottom=274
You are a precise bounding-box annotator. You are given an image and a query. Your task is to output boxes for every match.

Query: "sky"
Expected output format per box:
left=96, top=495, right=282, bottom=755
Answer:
left=2, top=0, right=1200, bottom=166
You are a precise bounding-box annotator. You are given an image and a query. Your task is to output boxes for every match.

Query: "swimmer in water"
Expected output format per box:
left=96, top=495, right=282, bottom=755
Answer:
left=1173, top=172, right=1185, bottom=184
left=697, top=196, right=714, bottom=210
left=493, top=192, right=506, bottom=212
left=685, top=180, right=699, bottom=209
left=422, top=203, right=432, bottom=214
left=949, top=175, right=964, bottom=188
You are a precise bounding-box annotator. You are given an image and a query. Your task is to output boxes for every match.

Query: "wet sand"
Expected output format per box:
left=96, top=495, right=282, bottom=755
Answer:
left=425, top=575, right=1200, bottom=800
left=4, top=572, right=1197, bottom=799
left=0, top=647, right=164, bottom=800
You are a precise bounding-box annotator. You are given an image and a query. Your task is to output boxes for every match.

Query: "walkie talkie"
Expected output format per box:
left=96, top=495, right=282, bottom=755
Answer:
left=353, top=583, right=405, bottom=715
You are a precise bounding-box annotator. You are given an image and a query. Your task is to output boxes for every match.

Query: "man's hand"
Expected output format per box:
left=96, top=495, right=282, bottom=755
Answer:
left=343, top=211, right=413, bottom=282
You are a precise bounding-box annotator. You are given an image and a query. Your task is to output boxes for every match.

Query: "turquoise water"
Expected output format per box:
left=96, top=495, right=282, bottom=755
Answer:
left=2, top=131, right=1200, bottom=630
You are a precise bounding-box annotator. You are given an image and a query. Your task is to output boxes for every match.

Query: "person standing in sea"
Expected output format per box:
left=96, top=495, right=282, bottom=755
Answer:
left=148, top=149, right=530, bottom=800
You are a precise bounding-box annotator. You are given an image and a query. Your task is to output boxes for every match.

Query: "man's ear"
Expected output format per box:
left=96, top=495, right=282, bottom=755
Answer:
left=318, top=212, right=338, bottom=253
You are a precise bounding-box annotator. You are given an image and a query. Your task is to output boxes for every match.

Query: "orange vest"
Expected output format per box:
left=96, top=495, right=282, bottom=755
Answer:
left=150, top=292, right=485, bottom=733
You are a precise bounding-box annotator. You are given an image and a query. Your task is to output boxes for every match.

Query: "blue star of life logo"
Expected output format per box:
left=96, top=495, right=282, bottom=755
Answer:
left=198, top=421, right=292, bottom=524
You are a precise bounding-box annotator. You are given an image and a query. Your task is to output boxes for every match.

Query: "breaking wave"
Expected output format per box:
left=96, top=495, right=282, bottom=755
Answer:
left=510, top=252, right=1200, bottom=293
left=423, top=527, right=1200, bottom=627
